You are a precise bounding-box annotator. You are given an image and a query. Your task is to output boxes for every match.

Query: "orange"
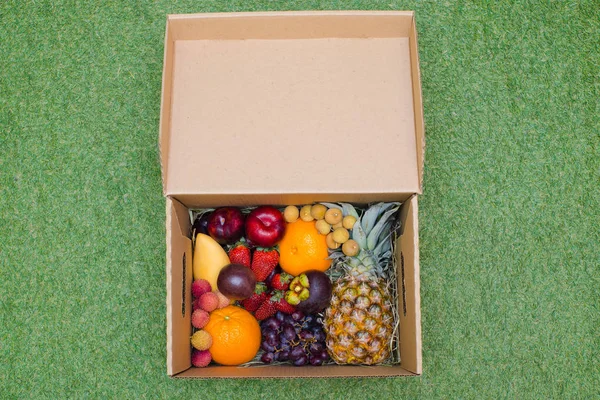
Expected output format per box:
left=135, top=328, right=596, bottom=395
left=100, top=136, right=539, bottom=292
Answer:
left=203, top=305, right=261, bottom=366
left=278, top=219, right=331, bottom=276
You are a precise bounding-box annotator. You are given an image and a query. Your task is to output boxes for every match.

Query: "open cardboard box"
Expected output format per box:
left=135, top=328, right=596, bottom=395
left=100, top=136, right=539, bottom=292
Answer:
left=160, top=11, right=424, bottom=378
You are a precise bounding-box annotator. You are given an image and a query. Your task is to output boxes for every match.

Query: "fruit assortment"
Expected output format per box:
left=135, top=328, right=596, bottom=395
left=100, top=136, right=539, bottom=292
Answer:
left=189, top=202, right=400, bottom=368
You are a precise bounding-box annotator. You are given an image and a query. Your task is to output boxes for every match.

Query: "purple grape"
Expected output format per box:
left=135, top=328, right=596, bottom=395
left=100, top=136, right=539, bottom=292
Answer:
left=293, top=354, right=308, bottom=366
left=281, top=324, right=297, bottom=341
left=279, top=342, right=291, bottom=352
left=262, top=317, right=281, bottom=331
left=261, top=352, right=275, bottom=364
left=312, top=329, right=326, bottom=343
left=261, top=341, right=276, bottom=353
left=290, top=345, right=306, bottom=360
left=309, top=342, right=324, bottom=354
left=283, top=315, right=294, bottom=325
left=291, top=310, right=305, bottom=321
left=280, top=336, right=291, bottom=346
left=319, top=350, right=329, bottom=360
left=264, top=329, right=278, bottom=341
left=310, top=323, right=323, bottom=332
left=299, top=330, right=314, bottom=341
left=275, top=311, right=285, bottom=322
left=266, top=334, right=279, bottom=347
left=309, top=356, right=324, bottom=366
left=279, top=349, right=290, bottom=361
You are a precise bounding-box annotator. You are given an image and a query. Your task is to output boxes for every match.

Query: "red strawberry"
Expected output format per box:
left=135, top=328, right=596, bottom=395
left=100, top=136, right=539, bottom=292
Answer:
left=240, top=283, right=268, bottom=312
left=251, top=248, right=279, bottom=282
left=240, top=292, right=267, bottom=313
left=274, top=295, right=296, bottom=314
left=270, top=272, right=292, bottom=291
left=228, top=243, right=251, bottom=267
left=254, top=293, right=278, bottom=320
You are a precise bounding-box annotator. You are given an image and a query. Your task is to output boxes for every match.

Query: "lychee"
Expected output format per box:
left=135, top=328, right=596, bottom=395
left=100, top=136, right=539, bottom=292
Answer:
left=191, top=309, right=210, bottom=329
left=191, top=330, right=212, bottom=351
left=214, top=291, right=230, bottom=309
left=191, top=279, right=212, bottom=298
left=191, top=349, right=212, bottom=368
left=192, top=298, right=201, bottom=311
left=197, top=292, right=219, bottom=312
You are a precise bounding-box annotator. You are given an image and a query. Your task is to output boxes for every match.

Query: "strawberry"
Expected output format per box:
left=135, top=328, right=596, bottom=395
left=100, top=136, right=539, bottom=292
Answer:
left=270, top=272, right=292, bottom=291
left=228, top=243, right=251, bottom=268
left=274, top=295, right=296, bottom=314
left=240, top=292, right=268, bottom=313
left=251, top=248, right=279, bottom=282
left=254, top=293, right=278, bottom=320
left=240, top=283, right=268, bottom=312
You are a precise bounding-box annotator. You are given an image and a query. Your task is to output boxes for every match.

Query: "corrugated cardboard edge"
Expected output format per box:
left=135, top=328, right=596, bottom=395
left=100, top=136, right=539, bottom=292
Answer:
left=159, top=20, right=173, bottom=196
left=166, top=10, right=415, bottom=21
left=172, top=192, right=416, bottom=210
left=409, top=15, right=425, bottom=194
left=410, top=195, right=423, bottom=375
left=165, top=198, right=175, bottom=375
left=173, top=364, right=415, bottom=379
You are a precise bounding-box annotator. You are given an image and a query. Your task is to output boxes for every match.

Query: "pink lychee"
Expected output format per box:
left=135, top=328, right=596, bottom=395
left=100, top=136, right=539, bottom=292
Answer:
left=191, top=309, right=210, bottom=329
left=191, top=279, right=212, bottom=298
left=191, top=349, right=212, bottom=368
left=197, top=292, right=219, bottom=312
left=214, top=291, right=231, bottom=309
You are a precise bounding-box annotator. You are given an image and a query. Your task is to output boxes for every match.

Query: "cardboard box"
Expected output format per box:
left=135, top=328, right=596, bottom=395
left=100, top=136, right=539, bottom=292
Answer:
left=160, top=11, right=424, bottom=378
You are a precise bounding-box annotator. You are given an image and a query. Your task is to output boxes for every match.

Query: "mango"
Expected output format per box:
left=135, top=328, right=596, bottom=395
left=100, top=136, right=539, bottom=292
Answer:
left=193, top=233, right=230, bottom=290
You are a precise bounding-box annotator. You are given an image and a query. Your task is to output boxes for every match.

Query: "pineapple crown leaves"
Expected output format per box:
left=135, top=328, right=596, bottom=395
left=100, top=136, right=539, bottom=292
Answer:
left=323, top=202, right=401, bottom=278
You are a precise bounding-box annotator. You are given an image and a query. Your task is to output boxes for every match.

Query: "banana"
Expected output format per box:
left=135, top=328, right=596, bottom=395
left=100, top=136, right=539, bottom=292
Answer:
left=193, top=233, right=230, bottom=290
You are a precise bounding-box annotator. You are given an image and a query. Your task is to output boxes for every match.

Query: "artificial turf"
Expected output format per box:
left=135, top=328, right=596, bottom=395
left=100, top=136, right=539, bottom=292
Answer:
left=1, top=0, right=598, bottom=398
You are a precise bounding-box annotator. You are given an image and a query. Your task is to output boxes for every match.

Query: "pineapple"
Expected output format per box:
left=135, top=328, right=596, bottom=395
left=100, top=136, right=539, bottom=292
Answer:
left=322, top=202, right=400, bottom=365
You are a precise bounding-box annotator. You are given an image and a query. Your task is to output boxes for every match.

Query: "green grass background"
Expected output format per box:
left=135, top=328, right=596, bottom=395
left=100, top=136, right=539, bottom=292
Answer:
left=1, top=0, right=598, bottom=398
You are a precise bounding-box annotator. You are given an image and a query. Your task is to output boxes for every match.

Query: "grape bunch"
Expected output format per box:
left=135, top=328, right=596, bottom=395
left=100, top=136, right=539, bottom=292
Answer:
left=260, top=310, right=330, bottom=366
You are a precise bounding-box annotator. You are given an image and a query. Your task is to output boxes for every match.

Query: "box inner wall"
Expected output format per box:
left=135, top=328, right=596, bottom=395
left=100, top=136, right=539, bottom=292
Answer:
left=166, top=37, right=419, bottom=196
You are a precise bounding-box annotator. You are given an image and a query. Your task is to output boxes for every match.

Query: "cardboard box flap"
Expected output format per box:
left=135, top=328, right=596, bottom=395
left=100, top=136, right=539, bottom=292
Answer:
left=397, top=195, right=422, bottom=374
left=166, top=198, right=193, bottom=376
left=159, top=11, right=424, bottom=198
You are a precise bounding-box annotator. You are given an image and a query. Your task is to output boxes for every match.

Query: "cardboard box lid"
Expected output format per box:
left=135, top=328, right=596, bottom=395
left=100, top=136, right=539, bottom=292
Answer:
left=159, top=11, right=425, bottom=200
